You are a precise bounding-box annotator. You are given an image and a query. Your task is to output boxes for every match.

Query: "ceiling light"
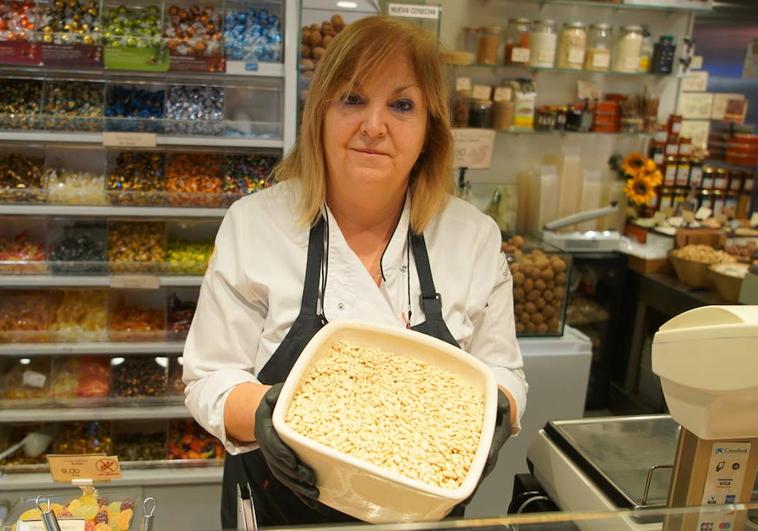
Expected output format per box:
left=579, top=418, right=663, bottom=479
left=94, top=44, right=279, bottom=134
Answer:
left=337, top=1, right=358, bottom=8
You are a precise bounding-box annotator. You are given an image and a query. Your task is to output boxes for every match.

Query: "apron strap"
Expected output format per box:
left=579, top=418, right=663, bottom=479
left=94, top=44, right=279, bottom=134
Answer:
left=299, top=217, right=325, bottom=315
left=409, top=231, right=444, bottom=320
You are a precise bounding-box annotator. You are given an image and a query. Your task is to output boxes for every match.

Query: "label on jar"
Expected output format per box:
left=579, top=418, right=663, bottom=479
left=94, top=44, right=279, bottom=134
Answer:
left=456, top=77, right=472, bottom=92
left=665, top=143, right=679, bottom=156
left=676, top=164, right=691, bottom=186
left=653, top=152, right=665, bottom=165
left=714, top=176, right=728, bottom=189
left=102, top=132, right=157, bottom=148
left=730, top=177, right=743, bottom=191
left=472, top=85, right=492, bottom=100
left=22, top=370, right=47, bottom=389
left=511, top=47, right=530, bottom=63
left=17, top=520, right=86, bottom=531
left=664, top=164, right=677, bottom=186
left=568, top=47, right=584, bottom=65
left=592, top=51, right=610, bottom=68
left=624, top=56, right=638, bottom=70
left=689, top=166, right=703, bottom=187
left=702, top=176, right=714, bottom=189
left=493, top=86, right=512, bottom=102
left=48, top=454, right=122, bottom=482
left=110, top=275, right=161, bottom=290
left=745, top=179, right=754, bottom=192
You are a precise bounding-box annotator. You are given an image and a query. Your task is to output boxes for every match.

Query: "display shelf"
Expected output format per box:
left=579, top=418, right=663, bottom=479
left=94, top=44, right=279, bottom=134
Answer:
left=505, top=0, right=713, bottom=13
left=0, top=342, right=185, bottom=356
left=0, top=466, right=223, bottom=491
left=0, top=131, right=284, bottom=149
left=448, top=63, right=675, bottom=78
left=0, top=205, right=227, bottom=218
left=498, top=129, right=651, bottom=137
left=0, top=275, right=203, bottom=288
left=0, top=405, right=190, bottom=423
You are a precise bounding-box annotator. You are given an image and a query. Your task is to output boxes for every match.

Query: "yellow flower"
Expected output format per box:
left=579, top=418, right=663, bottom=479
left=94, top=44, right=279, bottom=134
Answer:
left=643, top=168, right=663, bottom=187
left=624, top=174, right=657, bottom=205
left=644, top=159, right=658, bottom=172
left=622, top=152, right=646, bottom=177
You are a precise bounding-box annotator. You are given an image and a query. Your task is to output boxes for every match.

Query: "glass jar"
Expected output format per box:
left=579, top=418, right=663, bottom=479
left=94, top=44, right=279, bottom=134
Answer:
left=504, top=18, right=531, bottom=64
left=557, top=22, right=586, bottom=70
left=451, top=90, right=472, bottom=128
left=612, top=25, right=643, bottom=73
left=477, top=26, right=501, bottom=65
left=639, top=27, right=653, bottom=73
left=584, top=23, right=611, bottom=71
left=463, top=27, right=479, bottom=54
left=493, top=100, right=513, bottom=130
left=528, top=20, right=557, bottom=68
left=469, top=99, right=493, bottom=128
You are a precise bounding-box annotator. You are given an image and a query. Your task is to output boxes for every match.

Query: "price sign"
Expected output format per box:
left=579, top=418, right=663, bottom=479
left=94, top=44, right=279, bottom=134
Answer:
left=17, top=520, right=86, bottom=531
left=452, top=128, right=495, bottom=169
left=102, top=132, right=157, bottom=148
left=48, top=454, right=122, bottom=482
left=110, top=275, right=161, bottom=290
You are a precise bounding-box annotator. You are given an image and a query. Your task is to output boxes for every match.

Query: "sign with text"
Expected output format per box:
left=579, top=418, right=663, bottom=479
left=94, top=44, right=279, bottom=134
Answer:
left=110, top=275, right=161, bottom=290
left=102, top=132, right=157, bottom=148
left=17, top=520, right=86, bottom=531
left=48, top=454, right=121, bottom=482
left=388, top=4, right=441, bottom=19
left=452, top=128, right=495, bottom=169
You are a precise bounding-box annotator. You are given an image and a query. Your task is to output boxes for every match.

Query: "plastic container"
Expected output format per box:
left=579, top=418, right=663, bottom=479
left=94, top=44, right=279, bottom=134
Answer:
left=612, top=25, right=643, bottom=73
left=111, top=355, right=169, bottom=399
left=50, top=289, right=109, bottom=342
left=272, top=321, right=498, bottom=524
left=528, top=20, right=557, bottom=68
left=0, top=357, right=51, bottom=406
left=0, top=289, right=53, bottom=343
left=708, top=263, right=749, bottom=303
left=0, top=217, right=48, bottom=274
left=651, top=35, right=676, bottom=74
left=504, top=18, right=530, bottom=65
left=584, top=23, right=611, bottom=72
left=557, top=22, right=586, bottom=70
left=108, top=290, right=167, bottom=342
left=0, top=145, right=47, bottom=204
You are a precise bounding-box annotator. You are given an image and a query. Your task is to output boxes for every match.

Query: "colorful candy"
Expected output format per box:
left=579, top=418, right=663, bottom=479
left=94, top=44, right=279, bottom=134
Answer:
left=165, top=85, right=223, bottom=136
left=168, top=420, right=224, bottom=460
left=167, top=355, right=185, bottom=395
left=102, top=4, right=163, bottom=49
left=39, top=0, right=100, bottom=45
left=105, top=84, right=165, bottom=133
left=50, top=357, right=110, bottom=399
left=0, top=289, right=51, bottom=342
left=165, top=4, right=223, bottom=69
left=0, top=1, right=40, bottom=42
left=0, top=78, right=42, bottom=130
left=222, top=153, right=277, bottom=204
left=0, top=357, right=50, bottom=400
left=166, top=152, right=222, bottom=206
left=107, top=221, right=165, bottom=272
left=107, top=152, right=166, bottom=205
left=112, top=356, right=167, bottom=397
left=109, top=301, right=165, bottom=341
left=50, top=290, right=108, bottom=341
left=224, top=7, right=281, bottom=63
left=0, top=152, right=45, bottom=203
left=49, top=223, right=107, bottom=273
left=43, top=80, right=103, bottom=131
left=0, top=231, right=46, bottom=273
left=54, top=421, right=112, bottom=454
left=114, top=431, right=166, bottom=461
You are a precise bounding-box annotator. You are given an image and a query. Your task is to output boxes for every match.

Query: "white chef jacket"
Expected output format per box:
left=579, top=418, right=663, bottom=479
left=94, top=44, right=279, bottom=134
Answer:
left=183, top=178, right=528, bottom=455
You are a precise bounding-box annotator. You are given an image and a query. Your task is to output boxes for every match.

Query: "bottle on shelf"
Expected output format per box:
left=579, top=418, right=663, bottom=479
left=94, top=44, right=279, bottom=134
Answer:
left=638, top=26, right=653, bottom=73
left=651, top=36, right=677, bottom=74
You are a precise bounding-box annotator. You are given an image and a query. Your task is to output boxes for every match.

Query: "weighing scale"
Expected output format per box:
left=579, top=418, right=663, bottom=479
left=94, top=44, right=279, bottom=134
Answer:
left=541, top=205, right=623, bottom=253
left=526, top=306, right=758, bottom=530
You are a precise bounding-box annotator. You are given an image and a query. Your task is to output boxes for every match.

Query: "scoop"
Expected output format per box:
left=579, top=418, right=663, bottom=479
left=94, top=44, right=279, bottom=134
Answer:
left=0, top=425, right=57, bottom=462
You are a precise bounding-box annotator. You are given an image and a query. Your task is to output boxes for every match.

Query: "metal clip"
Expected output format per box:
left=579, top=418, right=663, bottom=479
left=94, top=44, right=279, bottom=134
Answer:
left=236, top=483, right=258, bottom=531
left=641, top=463, right=674, bottom=507
left=141, top=497, right=157, bottom=531
left=36, top=496, right=61, bottom=531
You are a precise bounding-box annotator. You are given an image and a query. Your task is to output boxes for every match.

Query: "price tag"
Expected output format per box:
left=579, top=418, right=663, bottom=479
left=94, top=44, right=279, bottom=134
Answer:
left=568, top=47, right=584, bottom=65
left=510, top=47, right=530, bottom=63
left=48, top=454, right=121, bottom=482
left=102, top=132, right=157, bottom=148
left=17, top=520, right=86, bottom=531
left=22, top=370, right=47, bottom=389
left=472, top=85, right=492, bottom=100
left=592, top=52, right=610, bottom=69
left=682, top=71, right=709, bottom=92
left=624, top=56, right=638, bottom=71
left=455, top=77, right=471, bottom=92
left=452, top=128, right=495, bottom=169
left=493, top=86, right=512, bottom=102
left=690, top=55, right=703, bottom=70
left=110, top=275, right=161, bottom=290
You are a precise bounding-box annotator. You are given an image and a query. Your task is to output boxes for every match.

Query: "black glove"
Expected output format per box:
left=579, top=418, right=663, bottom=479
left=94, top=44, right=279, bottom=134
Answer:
left=255, top=383, right=320, bottom=509
left=462, top=389, right=512, bottom=506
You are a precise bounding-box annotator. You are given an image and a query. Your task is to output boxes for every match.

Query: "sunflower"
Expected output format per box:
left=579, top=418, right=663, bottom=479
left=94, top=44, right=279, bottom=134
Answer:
left=644, top=159, right=659, bottom=173
left=642, top=168, right=663, bottom=187
left=624, top=174, right=657, bottom=205
left=621, top=152, right=646, bottom=177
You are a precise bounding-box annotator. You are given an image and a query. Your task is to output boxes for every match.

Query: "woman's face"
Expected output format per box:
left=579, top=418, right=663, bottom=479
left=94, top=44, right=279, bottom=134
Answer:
left=323, top=55, right=428, bottom=192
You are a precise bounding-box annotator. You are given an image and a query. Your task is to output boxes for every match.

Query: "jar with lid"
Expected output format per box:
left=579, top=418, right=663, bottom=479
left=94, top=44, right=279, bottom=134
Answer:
left=469, top=99, right=493, bottom=128
left=612, top=25, right=643, bottom=73
left=584, top=23, right=611, bottom=71
left=728, top=171, right=744, bottom=193
left=528, top=20, right=557, bottom=68
left=477, top=26, right=501, bottom=65
left=463, top=27, right=479, bottom=55
left=713, top=168, right=729, bottom=191
left=451, top=90, right=472, bottom=127
left=688, top=159, right=703, bottom=188
left=493, top=100, right=513, bottom=130
left=701, top=167, right=715, bottom=190
left=557, top=22, right=586, bottom=70
left=504, top=18, right=531, bottom=64
left=675, top=157, right=691, bottom=187
left=651, top=36, right=676, bottom=74
left=663, top=156, right=677, bottom=186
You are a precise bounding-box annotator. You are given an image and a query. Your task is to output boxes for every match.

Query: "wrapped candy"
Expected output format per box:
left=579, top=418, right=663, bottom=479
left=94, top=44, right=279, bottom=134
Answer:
left=0, top=290, right=51, bottom=342
left=168, top=420, right=224, bottom=460
left=224, top=7, right=281, bottom=63
left=0, top=231, right=47, bottom=273
left=51, top=290, right=108, bottom=342
left=107, top=221, right=166, bottom=273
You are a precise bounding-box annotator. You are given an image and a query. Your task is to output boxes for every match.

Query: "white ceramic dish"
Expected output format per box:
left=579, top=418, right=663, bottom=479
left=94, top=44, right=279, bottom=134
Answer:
left=272, top=321, right=498, bottom=524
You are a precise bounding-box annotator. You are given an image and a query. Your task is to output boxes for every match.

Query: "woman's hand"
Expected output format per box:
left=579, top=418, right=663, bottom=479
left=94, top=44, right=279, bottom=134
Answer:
left=255, top=383, right=320, bottom=509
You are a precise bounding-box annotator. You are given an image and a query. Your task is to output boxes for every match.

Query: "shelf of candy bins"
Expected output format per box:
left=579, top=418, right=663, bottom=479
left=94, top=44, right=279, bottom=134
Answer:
left=0, top=405, right=191, bottom=422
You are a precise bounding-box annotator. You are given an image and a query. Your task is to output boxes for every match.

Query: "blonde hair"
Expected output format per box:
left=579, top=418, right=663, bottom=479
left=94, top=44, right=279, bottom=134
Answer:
left=272, top=16, right=453, bottom=233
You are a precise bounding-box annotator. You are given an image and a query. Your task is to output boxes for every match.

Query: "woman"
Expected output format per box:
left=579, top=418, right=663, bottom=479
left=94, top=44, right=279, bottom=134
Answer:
left=183, top=16, right=528, bottom=528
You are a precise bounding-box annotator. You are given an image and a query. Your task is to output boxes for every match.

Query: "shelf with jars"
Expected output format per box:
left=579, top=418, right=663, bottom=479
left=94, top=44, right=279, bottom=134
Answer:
left=501, top=0, right=713, bottom=13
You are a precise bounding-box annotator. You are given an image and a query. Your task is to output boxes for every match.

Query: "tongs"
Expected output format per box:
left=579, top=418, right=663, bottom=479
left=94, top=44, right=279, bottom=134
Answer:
left=36, top=496, right=61, bottom=531
left=237, top=483, right=258, bottom=531
left=141, top=497, right=157, bottom=531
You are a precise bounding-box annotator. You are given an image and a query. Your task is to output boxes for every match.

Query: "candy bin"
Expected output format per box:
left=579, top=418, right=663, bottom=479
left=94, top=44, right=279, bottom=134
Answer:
left=49, top=221, right=108, bottom=273
left=0, top=217, right=48, bottom=273
left=50, top=289, right=109, bottom=342
left=0, top=0, right=42, bottom=65
left=167, top=355, right=185, bottom=395
left=8, top=485, right=137, bottom=530
left=0, top=145, right=46, bottom=203
left=0, top=77, right=42, bottom=130
left=164, top=2, right=225, bottom=72
left=111, top=355, right=168, bottom=399
left=165, top=151, right=223, bottom=206
left=102, top=1, right=168, bottom=72
left=222, top=151, right=277, bottom=205
left=168, top=419, right=224, bottom=461
left=0, top=357, right=51, bottom=406
left=38, top=0, right=103, bottom=68
left=108, top=290, right=166, bottom=342
left=167, top=290, right=196, bottom=340
left=503, top=236, right=571, bottom=337
left=42, top=79, right=104, bottom=131
left=54, top=420, right=113, bottom=454
left=0, top=289, right=53, bottom=342
left=224, top=83, right=281, bottom=139
left=50, top=356, right=111, bottom=402
left=107, top=220, right=166, bottom=273
left=107, top=150, right=166, bottom=205
left=114, top=422, right=168, bottom=461
left=45, top=145, right=108, bottom=205
left=105, top=83, right=166, bottom=133
left=224, top=2, right=282, bottom=68
left=164, top=221, right=214, bottom=274
left=165, top=84, right=224, bottom=136
left=0, top=423, right=51, bottom=468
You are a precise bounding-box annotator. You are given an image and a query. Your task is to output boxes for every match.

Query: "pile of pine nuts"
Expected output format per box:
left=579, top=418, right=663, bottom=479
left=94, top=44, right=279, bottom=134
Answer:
left=285, top=340, right=485, bottom=489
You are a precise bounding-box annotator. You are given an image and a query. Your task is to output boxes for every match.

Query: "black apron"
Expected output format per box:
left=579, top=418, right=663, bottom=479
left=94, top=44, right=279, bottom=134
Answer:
left=221, top=217, right=463, bottom=528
